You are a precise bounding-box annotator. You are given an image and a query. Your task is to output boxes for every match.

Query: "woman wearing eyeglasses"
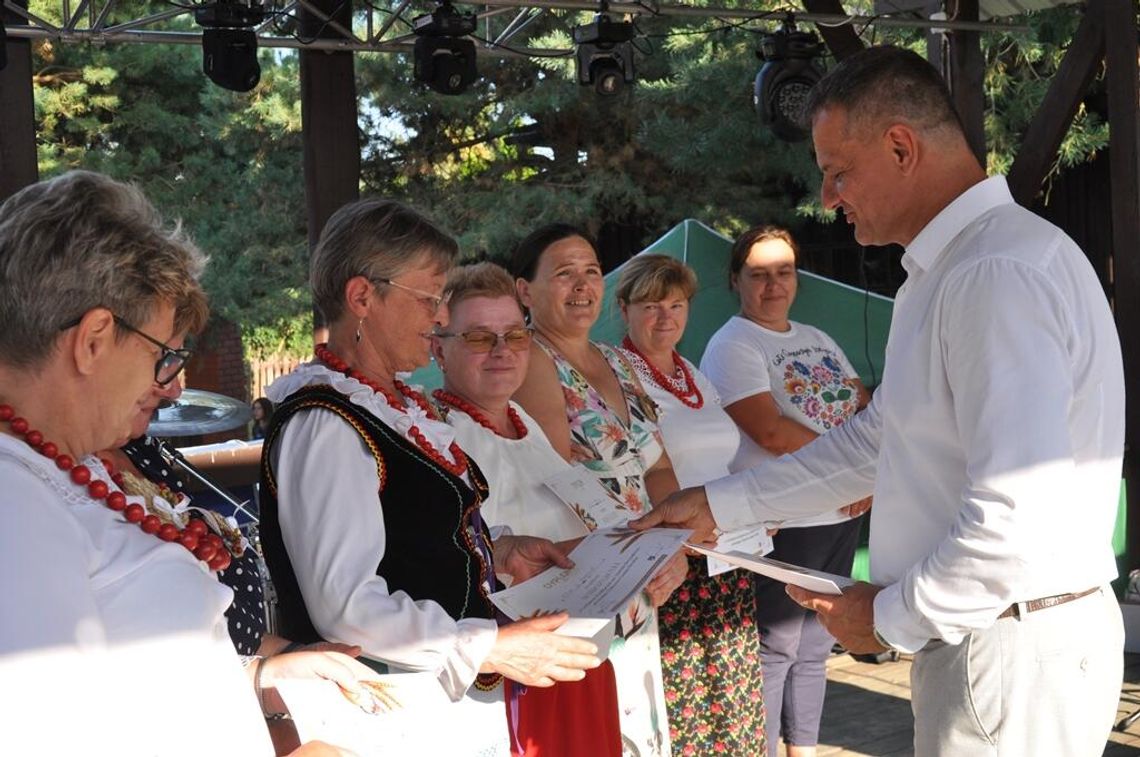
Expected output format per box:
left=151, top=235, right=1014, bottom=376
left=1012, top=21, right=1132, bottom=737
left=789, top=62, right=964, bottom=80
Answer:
left=431, top=261, right=623, bottom=757
left=0, top=171, right=370, bottom=755
left=258, top=200, right=602, bottom=756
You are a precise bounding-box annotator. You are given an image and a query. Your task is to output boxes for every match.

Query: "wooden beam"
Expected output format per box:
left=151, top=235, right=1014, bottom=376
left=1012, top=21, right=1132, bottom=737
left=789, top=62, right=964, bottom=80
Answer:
left=801, top=0, right=864, bottom=61
left=1007, top=0, right=1105, bottom=206
left=0, top=0, right=38, bottom=202
left=299, top=0, right=360, bottom=332
left=944, top=0, right=986, bottom=165
left=1103, top=0, right=1140, bottom=576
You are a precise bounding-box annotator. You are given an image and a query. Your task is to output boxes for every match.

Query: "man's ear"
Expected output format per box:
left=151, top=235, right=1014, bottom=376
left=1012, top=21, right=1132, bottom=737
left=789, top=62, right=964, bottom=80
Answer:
left=72, top=308, right=117, bottom=378
left=884, top=123, right=920, bottom=177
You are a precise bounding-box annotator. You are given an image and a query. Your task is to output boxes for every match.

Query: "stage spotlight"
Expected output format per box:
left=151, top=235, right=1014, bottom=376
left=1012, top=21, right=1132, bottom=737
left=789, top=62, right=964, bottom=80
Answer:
left=196, top=1, right=266, bottom=92
left=412, top=2, right=478, bottom=95
left=573, top=15, right=635, bottom=96
left=753, top=17, right=825, bottom=142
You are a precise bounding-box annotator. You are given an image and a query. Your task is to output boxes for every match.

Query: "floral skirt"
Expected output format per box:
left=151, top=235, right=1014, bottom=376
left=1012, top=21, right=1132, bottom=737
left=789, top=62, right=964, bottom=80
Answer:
left=658, top=558, right=766, bottom=756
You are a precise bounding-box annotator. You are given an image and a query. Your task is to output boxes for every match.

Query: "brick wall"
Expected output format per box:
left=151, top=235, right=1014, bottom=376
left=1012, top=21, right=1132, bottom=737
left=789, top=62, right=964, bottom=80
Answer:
left=180, top=318, right=250, bottom=445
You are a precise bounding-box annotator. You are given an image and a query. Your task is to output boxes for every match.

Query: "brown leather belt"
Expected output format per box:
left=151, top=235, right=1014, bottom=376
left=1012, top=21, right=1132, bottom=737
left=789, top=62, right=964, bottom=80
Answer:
left=997, top=587, right=1100, bottom=620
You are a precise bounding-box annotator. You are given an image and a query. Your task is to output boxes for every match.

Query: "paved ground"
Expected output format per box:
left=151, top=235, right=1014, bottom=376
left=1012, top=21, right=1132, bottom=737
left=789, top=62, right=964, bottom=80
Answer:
left=773, top=651, right=1140, bottom=756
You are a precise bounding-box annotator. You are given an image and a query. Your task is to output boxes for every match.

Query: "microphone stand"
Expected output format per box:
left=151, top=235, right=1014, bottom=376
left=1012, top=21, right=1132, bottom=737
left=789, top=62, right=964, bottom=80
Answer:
left=154, top=439, right=260, bottom=524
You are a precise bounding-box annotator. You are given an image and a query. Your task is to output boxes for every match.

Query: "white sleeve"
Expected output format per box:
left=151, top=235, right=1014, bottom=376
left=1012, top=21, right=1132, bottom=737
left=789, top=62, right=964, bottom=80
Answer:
left=271, top=408, right=498, bottom=701
left=875, top=258, right=1085, bottom=651
left=706, top=393, right=881, bottom=532
left=700, top=328, right=773, bottom=405
left=0, top=468, right=104, bottom=654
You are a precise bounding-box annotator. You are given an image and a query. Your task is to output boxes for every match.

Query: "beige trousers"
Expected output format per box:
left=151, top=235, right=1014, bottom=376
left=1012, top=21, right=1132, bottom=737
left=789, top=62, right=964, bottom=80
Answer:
left=909, top=586, right=1123, bottom=756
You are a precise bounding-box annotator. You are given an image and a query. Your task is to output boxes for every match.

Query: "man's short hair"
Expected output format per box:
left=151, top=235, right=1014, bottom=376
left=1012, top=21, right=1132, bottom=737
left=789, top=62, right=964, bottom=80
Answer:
left=804, top=45, right=965, bottom=139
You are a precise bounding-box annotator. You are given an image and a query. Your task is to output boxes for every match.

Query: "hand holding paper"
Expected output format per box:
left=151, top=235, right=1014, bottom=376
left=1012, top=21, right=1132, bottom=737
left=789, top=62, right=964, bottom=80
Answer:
left=628, top=485, right=718, bottom=543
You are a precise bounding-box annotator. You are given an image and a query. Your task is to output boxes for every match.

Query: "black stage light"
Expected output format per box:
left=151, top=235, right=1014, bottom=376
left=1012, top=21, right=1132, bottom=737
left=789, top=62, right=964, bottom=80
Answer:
left=573, top=14, right=635, bottom=96
left=196, top=1, right=266, bottom=92
left=753, top=18, right=825, bottom=142
left=412, top=2, right=478, bottom=95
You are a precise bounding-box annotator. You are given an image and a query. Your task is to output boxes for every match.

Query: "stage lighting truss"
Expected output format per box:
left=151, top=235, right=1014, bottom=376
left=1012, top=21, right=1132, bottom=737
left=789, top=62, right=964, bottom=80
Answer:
left=572, top=13, right=635, bottom=95
left=753, top=15, right=826, bottom=142
left=0, top=0, right=1028, bottom=65
left=411, top=1, right=478, bottom=95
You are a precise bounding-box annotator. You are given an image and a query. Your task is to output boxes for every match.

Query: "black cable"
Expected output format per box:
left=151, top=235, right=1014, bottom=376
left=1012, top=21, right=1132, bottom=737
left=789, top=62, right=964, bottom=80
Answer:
left=859, top=245, right=878, bottom=389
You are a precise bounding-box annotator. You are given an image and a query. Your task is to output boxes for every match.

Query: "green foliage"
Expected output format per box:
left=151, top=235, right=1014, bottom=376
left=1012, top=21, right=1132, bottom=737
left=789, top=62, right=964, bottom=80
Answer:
left=32, top=22, right=312, bottom=359
left=30, top=1, right=1111, bottom=356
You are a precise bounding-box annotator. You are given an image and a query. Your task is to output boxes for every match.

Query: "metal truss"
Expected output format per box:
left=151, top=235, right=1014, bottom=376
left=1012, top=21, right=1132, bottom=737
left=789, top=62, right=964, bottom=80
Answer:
left=1, top=0, right=1028, bottom=57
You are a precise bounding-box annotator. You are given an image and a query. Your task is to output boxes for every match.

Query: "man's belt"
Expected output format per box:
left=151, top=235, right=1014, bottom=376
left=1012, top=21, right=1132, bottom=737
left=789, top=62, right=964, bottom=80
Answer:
left=997, top=586, right=1100, bottom=620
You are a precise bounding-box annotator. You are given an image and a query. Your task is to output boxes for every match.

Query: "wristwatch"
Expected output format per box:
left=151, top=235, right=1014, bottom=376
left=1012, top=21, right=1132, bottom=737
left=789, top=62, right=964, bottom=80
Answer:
left=872, top=627, right=898, bottom=652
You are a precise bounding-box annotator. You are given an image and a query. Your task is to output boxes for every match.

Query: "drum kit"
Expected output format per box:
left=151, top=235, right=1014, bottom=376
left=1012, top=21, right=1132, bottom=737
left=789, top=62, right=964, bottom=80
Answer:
left=148, top=390, right=277, bottom=633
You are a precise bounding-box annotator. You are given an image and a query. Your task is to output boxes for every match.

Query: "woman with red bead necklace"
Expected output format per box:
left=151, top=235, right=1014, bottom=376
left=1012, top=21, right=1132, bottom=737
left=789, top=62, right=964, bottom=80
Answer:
left=615, top=254, right=768, bottom=756
left=0, top=171, right=365, bottom=755
left=430, top=261, right=623, bottom=757
left=258, top=200, right=602, bottom=756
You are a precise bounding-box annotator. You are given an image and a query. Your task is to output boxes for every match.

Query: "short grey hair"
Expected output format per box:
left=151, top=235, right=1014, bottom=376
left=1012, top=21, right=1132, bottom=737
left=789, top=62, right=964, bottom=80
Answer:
left=0, top=170, right=208, bottom=370
left=310, top=198, right=459, bottom=325
left=804, top=45, right=965, bottom=140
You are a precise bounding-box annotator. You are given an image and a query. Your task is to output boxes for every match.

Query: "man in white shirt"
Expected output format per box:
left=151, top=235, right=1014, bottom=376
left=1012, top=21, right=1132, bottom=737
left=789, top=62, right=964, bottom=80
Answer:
left=634, top=46, right=1125, bottom=755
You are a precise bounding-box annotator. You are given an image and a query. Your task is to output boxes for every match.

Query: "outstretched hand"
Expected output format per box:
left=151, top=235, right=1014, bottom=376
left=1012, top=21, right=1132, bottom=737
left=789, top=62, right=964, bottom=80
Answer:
left=785, top=581, right=887, bottom=654
left=629, top=486, right=718, bottom=544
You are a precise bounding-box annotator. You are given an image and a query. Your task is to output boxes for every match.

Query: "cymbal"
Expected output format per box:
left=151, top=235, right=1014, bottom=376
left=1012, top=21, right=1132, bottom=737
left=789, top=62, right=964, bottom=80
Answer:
left=147, top=389, right=251, bottom=437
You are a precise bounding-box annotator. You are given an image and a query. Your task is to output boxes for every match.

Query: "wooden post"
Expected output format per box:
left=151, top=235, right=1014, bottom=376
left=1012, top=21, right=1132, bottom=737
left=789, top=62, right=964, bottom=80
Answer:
left=1007, top=0, right=1106, bottom=205
left=944, top=0, right=986, bottom=165
left=299, top=0, right=360, bottom=333
left=1103, top=0, right=1140, bottom=576
left=0, top=0, right=38, bottom=201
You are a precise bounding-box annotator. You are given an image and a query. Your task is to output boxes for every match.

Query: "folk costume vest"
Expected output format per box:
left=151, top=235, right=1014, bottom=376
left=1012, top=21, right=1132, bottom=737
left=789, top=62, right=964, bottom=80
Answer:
left=258, top=384, right=499, bottom=646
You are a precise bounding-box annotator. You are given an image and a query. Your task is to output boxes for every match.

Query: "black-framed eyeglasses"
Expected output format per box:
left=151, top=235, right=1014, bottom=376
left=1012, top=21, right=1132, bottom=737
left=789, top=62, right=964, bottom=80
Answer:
left=371, top=277, right=450, bottom=314
left=60, top=314, right=192, bottom=386
left=435, top=327, right=534, bottom=353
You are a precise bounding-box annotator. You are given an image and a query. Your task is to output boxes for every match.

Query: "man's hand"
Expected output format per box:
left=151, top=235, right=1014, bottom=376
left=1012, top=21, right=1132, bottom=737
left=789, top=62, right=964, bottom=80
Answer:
left=629, top=486, right=717, bottom=543
left=840, top=496, right=872, bottom=519
left=785, top=581, right=887, bottom=654
left=482, top=613, right=601, bottom=687
left=493, top=535, right=575, bottom=584
left=645, top=552, right=689, bottom=607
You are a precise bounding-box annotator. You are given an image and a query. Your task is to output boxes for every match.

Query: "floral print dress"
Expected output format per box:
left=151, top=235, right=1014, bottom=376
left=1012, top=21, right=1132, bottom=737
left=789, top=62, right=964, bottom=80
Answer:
left=537, top=340, right=672, bottom=757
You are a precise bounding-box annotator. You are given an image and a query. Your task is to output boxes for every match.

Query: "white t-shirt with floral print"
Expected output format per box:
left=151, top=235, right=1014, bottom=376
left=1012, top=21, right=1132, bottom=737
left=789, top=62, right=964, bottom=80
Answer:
left=701, top=315, right=862, bottom=527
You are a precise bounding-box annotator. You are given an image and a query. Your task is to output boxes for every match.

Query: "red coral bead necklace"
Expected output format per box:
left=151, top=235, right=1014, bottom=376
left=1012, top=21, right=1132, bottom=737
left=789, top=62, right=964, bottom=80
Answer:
left=620, top=336, right=704, bottom=409
left=315, top=343, right=469, bottom=476
left=0, top=404, right=232, bottom=571
left=432, top=390, right=528, bottom=440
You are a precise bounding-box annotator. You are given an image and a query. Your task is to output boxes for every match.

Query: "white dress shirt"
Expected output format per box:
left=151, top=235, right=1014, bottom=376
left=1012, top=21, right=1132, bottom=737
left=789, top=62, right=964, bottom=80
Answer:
left=706, top=176, right=1124, bottom=652
left=266, top=363, right=500, bottom=700
left=0, top=434, right=272, bottom=754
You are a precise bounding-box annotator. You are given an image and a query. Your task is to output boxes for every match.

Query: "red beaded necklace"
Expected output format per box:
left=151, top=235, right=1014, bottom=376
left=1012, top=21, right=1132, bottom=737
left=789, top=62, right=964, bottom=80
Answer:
left=620, top=336, right=704, bottom=409
left=315, top=343, right=469, bottom=477
left=0, top=404, right=232, bottom=572
left=432, top=390, right=528, bottom=440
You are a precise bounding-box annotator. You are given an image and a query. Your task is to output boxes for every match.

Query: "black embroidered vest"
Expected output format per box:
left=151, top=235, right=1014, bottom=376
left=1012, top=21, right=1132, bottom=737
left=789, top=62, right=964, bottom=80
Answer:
left=259, top=384, right=499, bottom=645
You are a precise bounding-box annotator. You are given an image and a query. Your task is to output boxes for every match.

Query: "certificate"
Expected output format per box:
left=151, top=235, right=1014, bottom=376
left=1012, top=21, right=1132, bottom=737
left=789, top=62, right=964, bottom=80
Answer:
left=705, top=527, right=774, bottom=577
left=489, top=526, right=692, bottom=635
left=542, top=466, right=632, bottom=530
left=686, top=544, right=855, bottom=595
left=274, top=673, right=472, bottom=755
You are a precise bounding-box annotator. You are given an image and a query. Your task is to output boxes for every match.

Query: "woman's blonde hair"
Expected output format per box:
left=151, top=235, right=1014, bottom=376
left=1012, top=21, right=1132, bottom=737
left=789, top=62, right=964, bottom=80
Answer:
left=614, top=254, right=698, bottom=305
left=443, top=261, right=522, bottom=311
